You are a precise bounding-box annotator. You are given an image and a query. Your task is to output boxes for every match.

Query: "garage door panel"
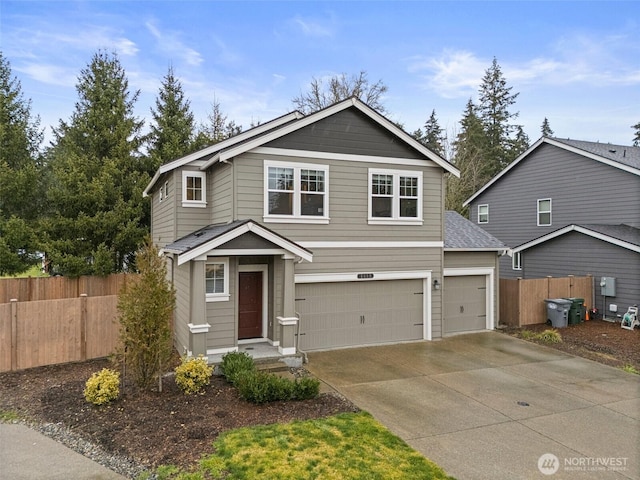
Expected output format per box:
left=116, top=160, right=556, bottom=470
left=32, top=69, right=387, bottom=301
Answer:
left=296, top=279, right=424, bottom=351
left=443, top=276, right=487, bottom=335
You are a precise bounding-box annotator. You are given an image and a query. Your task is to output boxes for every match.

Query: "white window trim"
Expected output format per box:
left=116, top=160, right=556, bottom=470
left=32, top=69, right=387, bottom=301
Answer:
left=512, top=251, right=522, bottom=270
left=537, top=198, right=552, bottom=226
left=478, top=204, right=489, bottom=224
left=368, top=168, right=423, bottom=225
left=206, top=257, right=230, bottom=302
left=182, top=171, right=207, bottom=208
left=263, top=160, right=329, bottom=224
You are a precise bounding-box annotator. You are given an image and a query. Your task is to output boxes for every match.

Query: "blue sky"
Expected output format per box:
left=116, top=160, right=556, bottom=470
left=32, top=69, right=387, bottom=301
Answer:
left=3, top=1, right=639, bottom=150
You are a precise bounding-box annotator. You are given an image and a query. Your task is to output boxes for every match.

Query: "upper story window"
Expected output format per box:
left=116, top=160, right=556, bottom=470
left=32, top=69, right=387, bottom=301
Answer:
left=159, top=181, right=169, bottom=203
left=512, top=252, right=522, bottom=270
left=537, top=198, right=551, bottom=226
left=206, top=258, right=229, bottom=302
left=478, top=204, right=489, bottom=224
left=182, top=171, right=206, bottom=208
left=264, top=160, right=329, bottom=224
left=368, top=168, right=422, bottom=225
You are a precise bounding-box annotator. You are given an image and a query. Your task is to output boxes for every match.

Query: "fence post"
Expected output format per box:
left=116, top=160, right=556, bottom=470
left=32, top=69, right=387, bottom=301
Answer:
left=80, top=294, right=88, bottom=361
left=10, top=299, right=18, bottom=371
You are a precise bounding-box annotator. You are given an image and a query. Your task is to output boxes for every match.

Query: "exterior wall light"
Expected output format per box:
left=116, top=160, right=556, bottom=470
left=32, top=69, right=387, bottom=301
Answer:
left=433, top=279, right=440, bottom=290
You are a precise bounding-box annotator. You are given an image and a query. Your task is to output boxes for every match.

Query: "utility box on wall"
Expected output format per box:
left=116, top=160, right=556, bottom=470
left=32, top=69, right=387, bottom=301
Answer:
left=600, top=277, right=616, bottom=297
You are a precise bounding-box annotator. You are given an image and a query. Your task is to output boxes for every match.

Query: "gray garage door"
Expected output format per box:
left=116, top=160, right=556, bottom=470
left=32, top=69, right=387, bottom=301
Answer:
left=295, top=279, right=424, bottom=351
left=443, top=275, right=487, bottom=335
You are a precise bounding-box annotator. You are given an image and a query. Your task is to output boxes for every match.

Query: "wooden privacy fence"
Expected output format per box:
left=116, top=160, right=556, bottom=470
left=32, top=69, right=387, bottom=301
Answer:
left=500, top=275, right=594, bottom=327
left=0, top=273, right=133, bottom=303
left=0, top=295, right=121, bottom=372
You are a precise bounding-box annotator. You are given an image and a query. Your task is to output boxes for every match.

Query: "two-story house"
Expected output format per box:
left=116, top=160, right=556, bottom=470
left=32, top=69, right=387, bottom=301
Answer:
left=464, top=137, right=640, bottom=318
left=144, top=98, right=505, bottom=358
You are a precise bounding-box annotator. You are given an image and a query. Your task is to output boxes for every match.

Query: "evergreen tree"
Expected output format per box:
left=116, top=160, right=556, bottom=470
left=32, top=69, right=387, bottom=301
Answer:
left=541, top=117, right=554, bottom=137
left=44, top=50, right=148, bottom=276
left=415, top=109, right=446, bottom=157
left=147, top=65, right=196, bottom=169
left=477, top=58, right=520, bottom=177
left=510, top=125, right=530, bottom=158
left=447, top=99, right=488, bottom=214
left=632, top=121, right=640, bottom=147
left=292, top=70, right=388, bottom=115
left=116, top=237, right=175, bottom=391
left=0, top=52, right=44, bottom=274
left=192, top=97, right=242, bottom=149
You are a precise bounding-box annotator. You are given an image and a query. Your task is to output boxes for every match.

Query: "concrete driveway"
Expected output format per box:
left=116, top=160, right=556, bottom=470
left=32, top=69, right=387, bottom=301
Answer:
left=306, top=332, right=639, bottom=480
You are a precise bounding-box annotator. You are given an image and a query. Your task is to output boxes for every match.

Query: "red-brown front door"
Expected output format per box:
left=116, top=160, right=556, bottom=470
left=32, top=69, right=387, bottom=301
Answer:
left=238, top=271, right=263, bottom=339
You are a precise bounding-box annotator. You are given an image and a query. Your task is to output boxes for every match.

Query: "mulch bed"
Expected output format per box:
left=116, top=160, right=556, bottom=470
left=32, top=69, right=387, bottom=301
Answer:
left=502, top=319, right=640, bottom=370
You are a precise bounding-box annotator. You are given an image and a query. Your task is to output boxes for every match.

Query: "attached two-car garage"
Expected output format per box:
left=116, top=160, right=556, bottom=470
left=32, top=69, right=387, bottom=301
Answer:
left=295, top=278, right=426, bottom=351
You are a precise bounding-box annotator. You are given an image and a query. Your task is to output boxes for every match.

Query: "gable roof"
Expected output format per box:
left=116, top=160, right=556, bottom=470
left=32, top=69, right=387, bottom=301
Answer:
left=463, top=137, right=640, bottom=207
left=444, top=210, right=508, bottom=251
left=144, top=98, right=459, bottom=196
left=143, top=111, right=303, bottom=196
left=162, top=219, right=313, bottom=265
left=512, top=223, right=640, bottom=254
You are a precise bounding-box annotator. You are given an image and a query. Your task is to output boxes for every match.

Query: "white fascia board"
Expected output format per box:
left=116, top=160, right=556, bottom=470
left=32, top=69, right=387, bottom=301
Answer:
left=253, top=147, right=439, bottom=168
left=443, top=267, right=494, bottom=276
left=295, top=270, right=432, bottom=283
left=463, top=137, right=545, bottom=207
left=443, top=247, right=508, bottom=252
left=177, top=222, right=313, bottom=266
left=299, top=241, right=443, bottom=248
left=512, top=225, right=640, bottom=254
left=144, top=111, right=303, bottom=195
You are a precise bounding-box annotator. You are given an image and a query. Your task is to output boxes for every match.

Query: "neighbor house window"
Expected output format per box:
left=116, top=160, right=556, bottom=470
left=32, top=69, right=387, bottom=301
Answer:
left=182, top=171, right=206, bottom=208
left=537, top=198, right=551, bottom=226
left=264, top=160, right=329, bottom=223
left=478, top=204, right=489, bottom=223
left=206, top=258, right=229, bottom=302
left=368, top=169, right=422, bottom=224
left=159, top=181, right=169, bottom=203
left=512, top=252, right=522, bottom=271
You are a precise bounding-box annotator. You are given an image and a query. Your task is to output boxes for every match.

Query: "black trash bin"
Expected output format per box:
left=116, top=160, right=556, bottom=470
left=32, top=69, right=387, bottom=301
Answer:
left=565, top=297, right=585, bottom=325
left=544, top=299, right=572, bottom=328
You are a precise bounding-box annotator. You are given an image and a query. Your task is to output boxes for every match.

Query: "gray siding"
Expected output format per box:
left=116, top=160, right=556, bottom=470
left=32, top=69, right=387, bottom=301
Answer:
left=206, top=260, right=237, bottom=349
left=210, top=162, right=233, bottom=224
left=234, top=152, right=444, bottom=242
left=151, top=172, right=177, bottom=248
left=469, top=143, right=640, bottom=279
left=173, top=260, right=191, bottom=354
left=266, top=108, right=424, bottom=159
left=522, top=231, right=640, bottom=315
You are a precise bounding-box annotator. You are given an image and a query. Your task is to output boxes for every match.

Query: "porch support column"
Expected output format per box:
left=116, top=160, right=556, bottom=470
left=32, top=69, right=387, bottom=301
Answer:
left=278, top=254, right=298, bottom=355
left=188, top=260, right=209, bottom=357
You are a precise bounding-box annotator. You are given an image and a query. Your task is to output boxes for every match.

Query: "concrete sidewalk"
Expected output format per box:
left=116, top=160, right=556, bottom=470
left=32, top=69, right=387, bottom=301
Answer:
left=306, top=332, right=640, bottom=480
left=0, top=423, right=125, bottom=480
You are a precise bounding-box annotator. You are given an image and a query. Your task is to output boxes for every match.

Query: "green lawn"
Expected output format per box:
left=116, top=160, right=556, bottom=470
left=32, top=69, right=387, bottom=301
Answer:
left=1, top=265, right=48, bottom=278
left=151, top=411, right=454, bottom=480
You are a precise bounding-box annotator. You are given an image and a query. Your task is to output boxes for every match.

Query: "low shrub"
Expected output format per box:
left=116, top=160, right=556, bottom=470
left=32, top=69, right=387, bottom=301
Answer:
left=519, top=330, right=536, bottom=340
left=175, top=356, right=214, bottom=395
left=221, top=351, right=256, bottom=385
left=535, top=329, right=562, bottom=343
left=84, top=368, right=120, bottom=405
left=292, top=376, right=321, bottom=400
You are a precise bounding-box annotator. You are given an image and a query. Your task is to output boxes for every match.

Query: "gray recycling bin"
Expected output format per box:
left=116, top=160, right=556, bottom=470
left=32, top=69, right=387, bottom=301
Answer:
left=544, top=298, right=572, bottom=328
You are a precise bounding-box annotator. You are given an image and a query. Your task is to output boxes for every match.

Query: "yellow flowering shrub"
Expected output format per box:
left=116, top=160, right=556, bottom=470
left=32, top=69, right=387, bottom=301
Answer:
left=84, top=368, right=120, bottom=405
left=175, top=356, right=213, bottom=395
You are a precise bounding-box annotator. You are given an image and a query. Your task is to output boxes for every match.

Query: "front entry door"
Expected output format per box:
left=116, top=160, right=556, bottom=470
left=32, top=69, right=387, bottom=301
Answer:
left=238, top=271, right=263, bottom=339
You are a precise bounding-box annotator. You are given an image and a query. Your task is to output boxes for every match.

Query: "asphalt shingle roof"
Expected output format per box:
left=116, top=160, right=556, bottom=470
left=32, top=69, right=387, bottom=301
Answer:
left=551, top=138, right=640, bottom=170
left=444, top=211, right=507, bottom=250
left=164, top=220, right=251, bottom=253
left=575, top=224, right=640, bottom=247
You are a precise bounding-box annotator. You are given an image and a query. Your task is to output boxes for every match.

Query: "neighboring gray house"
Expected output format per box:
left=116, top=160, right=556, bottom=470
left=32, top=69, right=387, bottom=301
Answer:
left=464, top=137, right=640, bottom=317
left=143, top=98, right=505, bottom=358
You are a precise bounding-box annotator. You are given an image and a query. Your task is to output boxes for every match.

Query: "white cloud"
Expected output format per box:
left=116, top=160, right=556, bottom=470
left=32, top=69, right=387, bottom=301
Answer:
left=290, top=14, right=335, bottom=38
left=145, top=20, right=203, bottom=66
left=15, top=63, right=77, bottom=88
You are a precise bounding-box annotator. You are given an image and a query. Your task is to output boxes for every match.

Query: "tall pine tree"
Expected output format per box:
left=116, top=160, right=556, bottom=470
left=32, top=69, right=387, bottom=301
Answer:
left=147, top=65, right=196, bottom=169
left=477, top=58, right=520, bottom=178
left=192, top=97, right=242, bottom=149
left=447, top=99, right=488, bottom=214
left=414, top=109, right=446, bottom=157
left=0, top=52, right=44, bottom=274
left=44, top=51, right=148, bottom=276
left=632, top=121, right=640, bottom=147
left=541, top=117, right=554, bottom=137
